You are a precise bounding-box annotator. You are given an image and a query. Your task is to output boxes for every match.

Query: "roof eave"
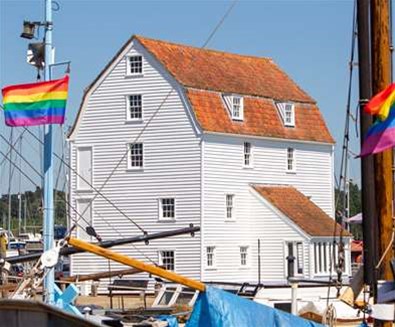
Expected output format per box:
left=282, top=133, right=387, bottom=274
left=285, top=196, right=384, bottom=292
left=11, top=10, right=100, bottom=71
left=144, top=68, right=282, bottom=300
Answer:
left=203, top=130, right=335, bottom=146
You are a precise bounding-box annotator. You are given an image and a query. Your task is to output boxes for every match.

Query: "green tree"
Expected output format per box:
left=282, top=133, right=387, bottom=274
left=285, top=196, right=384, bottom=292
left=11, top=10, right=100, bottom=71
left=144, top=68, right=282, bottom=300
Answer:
left=0, top=187, right=66, bottom=235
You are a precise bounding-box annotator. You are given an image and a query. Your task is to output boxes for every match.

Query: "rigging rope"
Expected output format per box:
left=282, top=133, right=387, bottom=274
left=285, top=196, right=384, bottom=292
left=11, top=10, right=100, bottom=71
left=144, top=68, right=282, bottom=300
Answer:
left=64, top=0, right=240, bottom=234
left=0, top=146, right=98, bottom=240
left=0, top=0, right=240, bottom=265
left=19, top=125, right=148, bottom=235
left=327, top=0, right=358, bottom=306
left=202, top=0, right=238, bottom=48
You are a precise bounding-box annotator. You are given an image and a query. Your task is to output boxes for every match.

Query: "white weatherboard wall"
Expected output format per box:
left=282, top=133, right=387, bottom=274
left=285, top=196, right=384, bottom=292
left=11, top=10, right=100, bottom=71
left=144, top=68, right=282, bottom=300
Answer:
left=201, top=134, right=334, bottom=282
left=69, top=41, right=202, bottom=282
left=249, top=191, right=310, bottom=282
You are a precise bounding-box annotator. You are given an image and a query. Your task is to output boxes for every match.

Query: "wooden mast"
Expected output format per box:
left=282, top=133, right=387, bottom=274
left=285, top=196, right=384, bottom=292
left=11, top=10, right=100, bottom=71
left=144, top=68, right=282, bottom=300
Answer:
left=357, top=0, right=378, bottom=288
left=371, top=0, right=393, bottom=325
left=371, top=0, right=393, bottom=281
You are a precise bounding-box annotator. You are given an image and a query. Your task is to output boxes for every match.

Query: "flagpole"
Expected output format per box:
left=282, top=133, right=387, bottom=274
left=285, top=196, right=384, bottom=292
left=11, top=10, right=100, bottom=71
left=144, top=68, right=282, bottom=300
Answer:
left=43, top=0, right=55, bottom=304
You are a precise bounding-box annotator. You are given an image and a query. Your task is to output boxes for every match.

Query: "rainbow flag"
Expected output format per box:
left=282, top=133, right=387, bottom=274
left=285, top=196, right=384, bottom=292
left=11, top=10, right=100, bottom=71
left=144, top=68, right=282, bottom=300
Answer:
left=360, top=105, right=395, bottom=156
left=2, top=75, right=69, bottom=127
left=365, top=82, right=395, bottom=121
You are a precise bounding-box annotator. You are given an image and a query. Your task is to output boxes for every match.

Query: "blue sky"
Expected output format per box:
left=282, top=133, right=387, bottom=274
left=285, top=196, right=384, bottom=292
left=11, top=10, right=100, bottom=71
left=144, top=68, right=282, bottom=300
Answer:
left=0, top=0, right=365, bottom=193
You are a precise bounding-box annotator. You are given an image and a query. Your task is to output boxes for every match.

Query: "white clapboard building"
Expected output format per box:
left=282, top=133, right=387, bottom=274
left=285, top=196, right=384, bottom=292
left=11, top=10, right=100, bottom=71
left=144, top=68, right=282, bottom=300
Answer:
left=67, top=35, right=351, bottom=287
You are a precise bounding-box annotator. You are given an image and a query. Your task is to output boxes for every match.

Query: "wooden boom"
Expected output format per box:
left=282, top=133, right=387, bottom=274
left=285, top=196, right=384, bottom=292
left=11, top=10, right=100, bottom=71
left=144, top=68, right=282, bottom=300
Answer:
left=67, top=237, right=206, bottom=292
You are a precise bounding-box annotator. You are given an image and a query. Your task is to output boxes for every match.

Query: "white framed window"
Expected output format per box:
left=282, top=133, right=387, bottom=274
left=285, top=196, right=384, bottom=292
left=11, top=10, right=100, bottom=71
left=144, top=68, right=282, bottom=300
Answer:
left=243, top=142, right=252, bottom=167
left=276, top=102, right=295, bottom=127
left=127, top=55, right=143, bottom=75
left=128, top=143, right=143, bottom=169
left=286, top=242, right=304, bottom=276
left=225, top=194, right=234, bottom=220
left=127, top=94, right=143, bottom=120
left=223, top=94, right=244, bottom=121
left=206, top=246, right=215, bottom=268
left=240, top=246, right=249, bottom=266
left=286, top=148, right=295, bottom=172
left=313, top=241, right=345, bottom=275
left=159, top=198, right=175, bottom=220
left=159, top=250, right=175, bottom=271
left=284, top=103, right=295, bottom=126
left=232, top=96, right=244, bottom=120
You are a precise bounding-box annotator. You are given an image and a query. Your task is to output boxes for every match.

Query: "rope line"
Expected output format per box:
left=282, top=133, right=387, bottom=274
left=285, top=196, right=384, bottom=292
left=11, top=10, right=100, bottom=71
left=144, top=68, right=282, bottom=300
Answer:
left=202, top=0, right=238, bottom=48
left=327, top=0, right=358, bottom=306
left=0, top=0, right=240, bottom=265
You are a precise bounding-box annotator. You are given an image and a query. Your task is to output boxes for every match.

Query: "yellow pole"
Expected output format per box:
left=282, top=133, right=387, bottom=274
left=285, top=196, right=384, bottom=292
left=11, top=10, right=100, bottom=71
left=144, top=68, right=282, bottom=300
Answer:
left=67, top=237, right=206, bottom=292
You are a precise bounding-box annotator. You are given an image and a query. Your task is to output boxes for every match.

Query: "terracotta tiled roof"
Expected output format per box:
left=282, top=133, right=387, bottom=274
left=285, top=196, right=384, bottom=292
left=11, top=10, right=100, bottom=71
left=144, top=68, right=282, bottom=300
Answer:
left=69, top=35, right=334, bottom=143
left=136, top=35, right=314, bottom=103
left=253, top=185, right=351, bottom=237
left=186, top=88, right=334, bottom=144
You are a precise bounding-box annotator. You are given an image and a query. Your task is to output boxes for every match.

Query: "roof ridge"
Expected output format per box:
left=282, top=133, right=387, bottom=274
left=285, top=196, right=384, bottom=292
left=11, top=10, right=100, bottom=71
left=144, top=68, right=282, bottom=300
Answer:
left=185, top=87, right=316, bottom=105
left=135, top=34, right=273, bottom=62
left=251, top=183, right=293, bottom=188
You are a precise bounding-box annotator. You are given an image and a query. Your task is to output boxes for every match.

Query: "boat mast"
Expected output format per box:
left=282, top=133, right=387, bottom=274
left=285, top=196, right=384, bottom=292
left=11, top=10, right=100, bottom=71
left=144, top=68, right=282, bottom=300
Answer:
left=18, top=136, right=22, bottom=236
left=43, top=0, right=55, bottom=304
left=371, top=1, right=393, bottom=326
left=7, top=129, right=13, bottom=245
left=371, top=0, right=393, bottom=280
left=357, top=0, right=378, bottom=289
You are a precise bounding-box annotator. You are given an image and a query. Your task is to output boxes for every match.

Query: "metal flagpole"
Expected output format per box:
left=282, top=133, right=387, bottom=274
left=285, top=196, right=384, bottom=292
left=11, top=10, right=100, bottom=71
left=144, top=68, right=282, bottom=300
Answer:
left=43, top=0, right=55, bottom=304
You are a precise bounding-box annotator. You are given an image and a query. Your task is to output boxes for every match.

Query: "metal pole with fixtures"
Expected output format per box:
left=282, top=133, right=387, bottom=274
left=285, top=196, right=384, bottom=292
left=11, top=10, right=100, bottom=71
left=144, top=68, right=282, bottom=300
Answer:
left=43, top=0, right=55, bottom=304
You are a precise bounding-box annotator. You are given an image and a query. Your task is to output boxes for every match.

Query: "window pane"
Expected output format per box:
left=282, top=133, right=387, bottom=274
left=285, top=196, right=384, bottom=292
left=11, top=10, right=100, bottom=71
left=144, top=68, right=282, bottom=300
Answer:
left=226, top=195, right=234, bottom=219
left=287, top=148, right=294, bottom=171
left=318, top=243, right=322, bottom=273
left=232, top=97, right=241, bottom=118
left=296, top=242, right=303, bottom=274
left=244, top=142, right=251, bottom=166
left=176, top=289, right=195, bottom=305
left=129, top=55, right=142, bottom=74
left=158, top=287, right=177, bottom=306
left=207, top=246, right=214, bottom=267
left=160, top=251, right=175, bottom=271
left=130, top=143, right=143, bottom=167
left=129, top=94, right=142, bottom=119
left=284, top=104, right=294, bottom=126
left=161, top=198, right=175, bottom=219
left=240, top=246, right=248, bottom=266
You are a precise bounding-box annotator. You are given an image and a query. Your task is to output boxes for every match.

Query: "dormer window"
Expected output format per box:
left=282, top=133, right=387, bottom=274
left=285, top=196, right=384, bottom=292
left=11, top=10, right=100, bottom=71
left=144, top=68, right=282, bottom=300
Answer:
left=276, top=102, right=295, bottom=127
left=232, top=96, right=243, bottom=120
left=223, top=94, right=244, bottom=121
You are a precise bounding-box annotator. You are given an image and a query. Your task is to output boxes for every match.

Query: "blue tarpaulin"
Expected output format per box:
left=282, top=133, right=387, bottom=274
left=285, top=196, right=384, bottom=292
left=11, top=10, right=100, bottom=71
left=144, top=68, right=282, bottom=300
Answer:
left=186, top=286, right=324, bottom=327
left=157, top=315, right=179, bottom=327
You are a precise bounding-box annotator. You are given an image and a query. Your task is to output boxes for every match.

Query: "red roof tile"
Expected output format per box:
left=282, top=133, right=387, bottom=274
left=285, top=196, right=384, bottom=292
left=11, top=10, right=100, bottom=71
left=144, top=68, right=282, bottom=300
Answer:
left=253, top=185, right=351, bottom=237
left=186, top=89, right=334, bottom=143
left=136, top=36, right=314, bottom=103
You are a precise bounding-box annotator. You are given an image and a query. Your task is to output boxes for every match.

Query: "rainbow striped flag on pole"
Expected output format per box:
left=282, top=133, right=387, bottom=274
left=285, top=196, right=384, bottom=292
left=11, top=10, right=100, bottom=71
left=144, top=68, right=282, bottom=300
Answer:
left=360, top=83, right=395, bottom=156
left=360, top=107, right=395, bottom=156
left=1, top=75, right=69, bottom=127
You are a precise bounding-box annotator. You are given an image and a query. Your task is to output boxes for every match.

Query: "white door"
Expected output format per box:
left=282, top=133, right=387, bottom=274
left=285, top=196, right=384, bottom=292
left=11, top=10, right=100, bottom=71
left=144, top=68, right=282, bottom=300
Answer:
left=76, top=199, right=92, bottom=241
left=77, top=146, right=92, bottom=190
